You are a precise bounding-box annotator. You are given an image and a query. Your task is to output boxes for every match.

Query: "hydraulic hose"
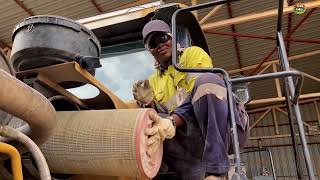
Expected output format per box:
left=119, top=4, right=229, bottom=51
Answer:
left=0, top=126, right=51, bottom=180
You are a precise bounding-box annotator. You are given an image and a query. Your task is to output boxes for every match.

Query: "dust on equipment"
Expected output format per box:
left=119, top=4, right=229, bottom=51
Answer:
left=41, top=109, right=162, bottom=178
left=1, top=15, right=162, bottom=180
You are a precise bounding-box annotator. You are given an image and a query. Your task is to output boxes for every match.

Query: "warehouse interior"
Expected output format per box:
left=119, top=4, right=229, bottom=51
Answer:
left=0, top=0, right=319, bottom=179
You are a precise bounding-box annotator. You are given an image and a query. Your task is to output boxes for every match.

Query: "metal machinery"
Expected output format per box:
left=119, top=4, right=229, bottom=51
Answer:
left=171, top=0, right=315, bottom=180
left=0, top=0, right=317, bottom=180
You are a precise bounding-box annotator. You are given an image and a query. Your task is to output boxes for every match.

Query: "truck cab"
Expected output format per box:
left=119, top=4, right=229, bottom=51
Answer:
left=68, top=1, right=209, bottom=105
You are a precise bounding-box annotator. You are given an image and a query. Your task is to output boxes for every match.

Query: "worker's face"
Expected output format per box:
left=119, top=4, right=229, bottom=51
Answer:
left=147, top=33, right=172, bottom=65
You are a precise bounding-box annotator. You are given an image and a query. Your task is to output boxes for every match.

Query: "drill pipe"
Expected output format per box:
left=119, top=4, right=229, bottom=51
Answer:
left=0, top=126, right=51, bottom=180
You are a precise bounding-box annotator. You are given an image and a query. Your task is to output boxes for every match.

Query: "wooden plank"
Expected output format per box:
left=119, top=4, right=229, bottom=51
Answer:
left=202, top=1, right=320, bottom=30
left=272, top=108, right=280, bottom=135
left=199, top=5, right=223, bottom=24
left=37, top=74, right=89, bottom=109
left=249, top=108, right=271, bottom=129
left=272, top=63, right=282, bottom=97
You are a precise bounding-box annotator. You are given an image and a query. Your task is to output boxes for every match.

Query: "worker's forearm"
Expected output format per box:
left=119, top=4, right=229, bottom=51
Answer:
left=170, top=113, right=184, bottom=127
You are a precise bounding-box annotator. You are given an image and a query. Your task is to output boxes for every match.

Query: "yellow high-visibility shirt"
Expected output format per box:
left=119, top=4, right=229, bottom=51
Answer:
left=149, top=46, right=213, bottom=113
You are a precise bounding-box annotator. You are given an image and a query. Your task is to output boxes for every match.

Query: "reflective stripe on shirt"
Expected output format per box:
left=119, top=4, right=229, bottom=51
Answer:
left=163, top=87, right=188, bottom=113
left=191, top=83, right=227, bottom=104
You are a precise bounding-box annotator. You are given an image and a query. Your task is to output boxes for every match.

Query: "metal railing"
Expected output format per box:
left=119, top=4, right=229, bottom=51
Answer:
left=241, top=148, right=277, bottom=180
left=171, top=0, right=316, bottom=179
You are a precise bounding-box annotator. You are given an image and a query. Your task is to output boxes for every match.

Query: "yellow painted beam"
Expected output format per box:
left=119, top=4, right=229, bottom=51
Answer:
left=0, top=142, right=23, bottom=180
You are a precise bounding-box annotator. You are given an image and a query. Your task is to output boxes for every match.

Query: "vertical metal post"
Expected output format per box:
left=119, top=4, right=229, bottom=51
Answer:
left=276, top=1, right=315, bottom=179
left=224, top=77, right=242, bottom=175
left=266, top=149, right=277, bottom=180
left=277, top=33, right=315, bottom=180
left=282, top=77, right=303, bottom=179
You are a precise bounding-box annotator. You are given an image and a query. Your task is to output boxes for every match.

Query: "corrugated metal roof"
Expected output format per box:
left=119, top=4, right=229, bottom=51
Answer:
left=0, top=0, right=318, bottom=103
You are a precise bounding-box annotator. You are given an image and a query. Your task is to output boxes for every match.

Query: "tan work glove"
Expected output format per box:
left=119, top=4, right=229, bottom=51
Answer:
left=145, top=112, right=176, bottom=156
left=132, top=80, right=154, bottom=108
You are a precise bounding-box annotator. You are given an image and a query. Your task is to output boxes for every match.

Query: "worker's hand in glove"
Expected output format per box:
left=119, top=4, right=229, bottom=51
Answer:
left=132, top=80, right=154, bottom=108
left=145, top=112, right=176, bottom=156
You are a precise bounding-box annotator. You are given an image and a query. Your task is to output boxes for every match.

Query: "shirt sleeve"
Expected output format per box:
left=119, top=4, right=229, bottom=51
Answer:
left=171, top=94, right=195, bottom=135
left=179, top=46, right=213, bottom=93
left=180, top=46, right=213, bottom=68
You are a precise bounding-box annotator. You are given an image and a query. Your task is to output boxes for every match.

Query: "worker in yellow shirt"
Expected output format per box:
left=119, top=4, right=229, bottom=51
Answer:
left=133, top=20, right=248, bottom=180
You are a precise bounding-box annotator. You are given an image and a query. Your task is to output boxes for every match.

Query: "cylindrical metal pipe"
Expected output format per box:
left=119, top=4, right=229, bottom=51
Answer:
left=0, top=126, right=51, bottom=180
left=0, top=142, right=23, bottom=180
left=277, top=32, right=315, bottom=179
left=0, top=69, right=56, bottom=145
left=41, top=109, right=162, bottom=179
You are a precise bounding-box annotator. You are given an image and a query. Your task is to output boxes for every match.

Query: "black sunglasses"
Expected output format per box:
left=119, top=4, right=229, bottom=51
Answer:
left=148, top=34, right=171, bottom=49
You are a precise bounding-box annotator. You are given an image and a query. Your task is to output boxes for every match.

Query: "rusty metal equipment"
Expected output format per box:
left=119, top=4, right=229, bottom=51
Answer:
left=0, top=1, right=317, bottom=180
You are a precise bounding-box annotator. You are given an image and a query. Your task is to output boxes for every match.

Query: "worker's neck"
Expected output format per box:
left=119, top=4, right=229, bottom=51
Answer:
left=160, top=60, right=171, bottom=70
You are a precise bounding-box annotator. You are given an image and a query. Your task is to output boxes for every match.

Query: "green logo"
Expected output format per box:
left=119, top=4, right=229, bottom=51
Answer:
left=294, top=3, right=306, bottom=14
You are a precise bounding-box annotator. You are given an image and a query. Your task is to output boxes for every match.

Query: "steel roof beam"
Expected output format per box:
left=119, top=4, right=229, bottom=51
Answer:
left=228, top=49, right=320, bottom=74
left=201, top=1, right=320, bottom=30
left=249, top=8, right=317, bottom=75
left=13, top=0, right=34, bottom=16
left=205, top=31, right=320, bottom=44
left=227, top=2, right=243, bottom=71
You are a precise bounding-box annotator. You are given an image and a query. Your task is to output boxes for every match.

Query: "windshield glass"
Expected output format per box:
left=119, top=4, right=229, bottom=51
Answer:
left=68, top=41, right=155, bottom=101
